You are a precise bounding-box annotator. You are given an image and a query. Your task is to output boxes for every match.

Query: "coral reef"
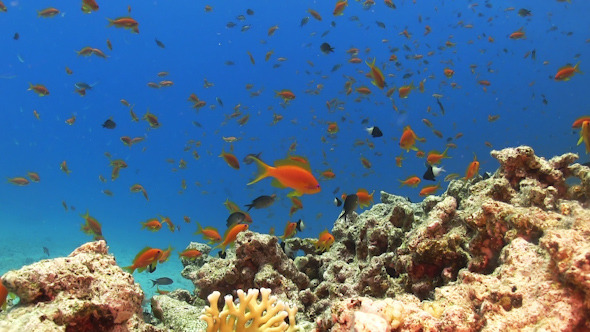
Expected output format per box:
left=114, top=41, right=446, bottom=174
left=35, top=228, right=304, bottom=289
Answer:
left=0, top=241, right=164, bottom=332
left=200, top=287, right=298, bottom=332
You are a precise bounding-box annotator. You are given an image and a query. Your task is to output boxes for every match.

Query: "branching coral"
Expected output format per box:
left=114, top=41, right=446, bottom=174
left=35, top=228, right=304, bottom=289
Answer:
left=201, top=287, right=299, bottom=332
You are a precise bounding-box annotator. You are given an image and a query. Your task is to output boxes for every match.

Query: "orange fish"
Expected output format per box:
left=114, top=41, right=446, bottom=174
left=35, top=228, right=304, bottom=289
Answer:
left=27, top=171, right=40, bottom=182
left=123, top=247, right=163, bottom=274
left=7, top=177, right=29, bottom=186
left=276, top=89, right=296, bottom=102
left=130, top=184, right=149, bottom=200
left=554, top=62, right=582, bottom=81
left=143, top=110, right=160, bottom=128
left=399, top=125, right=425, bottom=151
left=80, top=210, right=104, bottom=240
left=308, top=9, right=322, bottom=21
left=158, top=245, right=173, bottom=264
left=327, top=122, right=339, bottom=134
left=444, top=68, right=454, bottom=78
left=465, top=155, right=480, bottom=179
left=321, top=169, right=336, bottom=179
left=314, top=229, right=335, bottom=252
left=141, top=218, right=162, bottom=232
left=60, top=160, right=71, bottom=174
left=65, top=115, right=76, bottom=125
left=216, top=223, right=249, bottom=252
left=509, top=30, right=525, bottom=39
left=360, top=156, right=372, bottom=169
left=220, top=150, right=240, bottom=169
left=399, top=175, right=421, bottom=188
left=356, top=86, right=372, bottom=95
left=572, top=116, right=590, bottom=128
left=247, top=156, right=320, bottom=197
left=356, top=189, right=374, bottom=208
left=0, top=279, right=7, bottom=310
left=160, top=215, right=175, bottom=233
left=395, top=153, right=404, bottom=167
left=419, top=183, right=441, bottom=196
left=398, top=82, right=415, bottom=98
left=194, top=222, right=222, bottom=244
left=577, top=120, right=590, bottom=153
left=28, top=83, right=49, bottom=96
left=279, top=219, right=304, bottom=240
left=0, top=2, right=6, bottom=12
left=365, top=58, right=386, bottom=89
left=81, top=0, right=99, bottom=13
left=426, top=148, right=450, bottom=165
left=37, top=7, right=60, bottom=17
left=333, top=0, right=348, bottom=16
left=107, top=16, right=139, bottom=33
left=178, top=249, right=202, bottom=260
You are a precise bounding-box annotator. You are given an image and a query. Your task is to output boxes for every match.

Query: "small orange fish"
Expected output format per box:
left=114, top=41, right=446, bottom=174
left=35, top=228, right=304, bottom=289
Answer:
left=194, top=222, right=222, bottom=244
left=247, top=156, right=320, bottom=197
left=80, top=210, right=104, bottom=240
left=276, top=89, right=296, bottom=102
left=220, top=150, right=240, bottom=169
left=365, top=58, right=386, bottom=89
left=314, top=229, right=335, bottom=252
left=356, top=188, right=374, bottom=208
left=572, top=116, right=590, bottom=128
left=160, top=215, right=175, bottom=233
left=130, top=184, right=149, bottom=200
left=509, top=30, right=526, bottom=39
left=60, top=160, right=71, bottom=174
left=419, top=183, right=441, bottom=196
left=37, top=7, right=60, bottom=17
left=554, top=62, right=581, bottom=81
left=443, top=68, right=454, bottom=78
left=321, top=169, right=336, bottom=179
left=65, top=115, right=76, bottom=125
left=141, top=218, right=162, bottom=232
left=0, top=1, right=7, bottom=12
left=577, top=120, right=590, bottom=154
left=356, top=86, right=372, bottom=95
left=143, top=109, right=160, bottom=128
left=399, top=175, right=421, bottom=187
left=398, top=82, right=415, bottom=98
left=107, top=16, right=139, bottom=33
left=123, top=247, right=163, bottom=274
left=426, top=148, right=450, bottom=165
left=360, top=156, right=372, bottom=169
left=27, top=171, right=40, bottom=182
left=216, top=223, right=249, bottom=252
left=395, top=153, right=404, bottom=167
left=327, top=122, right=339, bottom=134
left=0, top=279, right=7, bottom=311
left=7, top=177, right=29, bottom=186
left=333, top=0, right=348, bottom=16
left=178, top=249, right=202, bottom=260
left=308, top=9, right=322, bottom=21
left=158, top=245, right=173, bottom=264
left=28, top=83, right=49, bottom=96
left=81, top=0, right=99, bottom=13
left=465, top=155, right=480, bottom=179
left=399, top=125, right=425, bottom=151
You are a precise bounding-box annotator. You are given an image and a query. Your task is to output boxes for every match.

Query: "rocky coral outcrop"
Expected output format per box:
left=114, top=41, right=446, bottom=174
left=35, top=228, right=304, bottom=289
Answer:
left=0, top=241, right=164, bottom=332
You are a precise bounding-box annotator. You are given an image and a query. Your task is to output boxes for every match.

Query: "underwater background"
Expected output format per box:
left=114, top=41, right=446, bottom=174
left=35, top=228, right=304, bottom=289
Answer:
left=0, top=0, right=589, bottom=299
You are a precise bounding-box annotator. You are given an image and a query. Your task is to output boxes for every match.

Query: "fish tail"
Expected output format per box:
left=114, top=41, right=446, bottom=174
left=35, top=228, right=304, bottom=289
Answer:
left=106, top=18, right=114, bottom=27
left=122, top=266, right=135, bottom=274
left=575, top=62, right=583, bottom=74
left=246, top=156, right=271, bottom=185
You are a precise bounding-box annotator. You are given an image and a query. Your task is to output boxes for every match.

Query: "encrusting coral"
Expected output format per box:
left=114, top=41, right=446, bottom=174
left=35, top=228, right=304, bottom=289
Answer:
left=200, top=287, right=299, bottom=332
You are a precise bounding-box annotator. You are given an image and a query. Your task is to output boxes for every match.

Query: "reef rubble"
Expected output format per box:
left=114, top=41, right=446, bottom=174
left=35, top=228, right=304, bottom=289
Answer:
left=0, top=240, right=163, bottom=332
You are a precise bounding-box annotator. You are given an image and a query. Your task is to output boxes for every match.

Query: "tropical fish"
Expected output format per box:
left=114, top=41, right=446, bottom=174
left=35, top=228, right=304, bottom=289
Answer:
left=246, top=156, right=320, bottom=197
left=102, top=118, right=116, bottom=129
left=399, top=126, right=425, bottom=151
left=356, top=189, right=374, bottom=208
left=141, top=218, right=162, bottom=232
left=314, top=229, right=335, bottom=252
left=366, top=126, right=383, bottom=138
left=0, top=280, right=7, bottom=310
left=123, top=247, right=163, bottom=274
left=423, top=165, right=445, bottom=181
left=420, top=183, right=441, bottom=196
left=339, top=194, right=358, bottom=222
left=130, top=184, right=149, bottom=200
left=81, top=0, right=99, bottom=13
left=216, top=223, right=249, bottom=253
left=27, top=172, right=40, bottom=182
left=194, top=222, right=222, bottom=244
left=37, top=7, right=60, bottom=17
left=365, top=58, right=386, bottom=89
left=28, top=83, right=49, bottom=96
left=220, top=150, right=240, bottom=169
left=107, top=16, right=139, bottom=33
left=178, top=249, right=202, bottom=260
left=158, top=245, right=173, bottom=264
left=399, top=175, right=421, bottom=187
left=151, top=277, right=173, bottom=287
left=577, top=120, right=590, bottom=153
left=465, top=155, right=480, bottom=179
left=426, top=148, right=450, bottom=165
left=554, top=62, right=582, bottom=81
left=320, top=42, right=335, bottom=54
left=80, top=210, right=104, bottom=240
left=279, top=219, right=305, bottom=240
left=275, top=89, right=296, bottom=102
left=7, top=177, right=29, bottom=186
left=245, top=194, right=276, bottom=210
left=333, top=0, right=347, bottom=16
left=60, top=160, right=71, bottom=175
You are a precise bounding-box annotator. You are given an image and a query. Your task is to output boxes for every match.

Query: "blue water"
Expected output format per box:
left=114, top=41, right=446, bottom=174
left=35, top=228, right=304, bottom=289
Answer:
left=1, top=0, right=589, bottom=296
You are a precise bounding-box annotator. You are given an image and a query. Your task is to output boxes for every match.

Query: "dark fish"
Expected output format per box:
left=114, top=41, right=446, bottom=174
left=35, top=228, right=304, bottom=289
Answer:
left=246, top=9, right=254, bottom=15
left=147, top=263, right=157, bottom=273
left=226, top=22, right=236, bottom=28
left=155, top=39, right=165, bottom=48
left=361, top=118, right=369, bottom=125
left=321, top=30, right=330, bottom=38
left=43, top=246, right=50, bottom=256
left=331, top=64, right=342, bottom=72
left=334, top=197, right=342, bottom=207
left=216, top=97, right=223, bottom=107
left=13, top=33, right=19, bottom=40
left=74, top=82, right=93, bottom=90
left=518, top=8, right=532, bottom=17
left=226, top=211, right=246, bottom=227
left=330, top=21, right=336, bottom=28
left=339, top=194, right=358, bottom=222
left=243, top=152, right=262, bottom=165
left=236, top=14, right=246, bottom=21
left=300, top=17, right=309, bottom=27
left=531, top=49, right=536, bottom=60
left=402, top=73, right=413, bottom=79
left=423, top=165, right=436, bottom=181
left=151, top=277, right=173, bottom=287
left=295, top=219, right=305, bottom=232
left=218, top=251, right=227, bottom=259
left=280, top=241, right=296, bottom=260
left=482, top=172, right=492, bottom=180
left=541, top=94, right=548, bottom=105
left=376, top=21, right=386, bottom=29
left=366, top=126, right=383, bottom=138
left=320, top=42, right=334, bottom=54
left=436, top=98, right=445, bottom=115
left=245, top=194, right=276, bottom=211
left=241, top=25, right=251, bottom=32
left=102, top=118, right=116, bottom=129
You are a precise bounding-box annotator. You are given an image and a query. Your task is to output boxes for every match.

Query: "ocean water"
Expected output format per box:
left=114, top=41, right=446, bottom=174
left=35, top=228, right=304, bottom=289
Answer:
left=0, top=0, right=588, bottom=298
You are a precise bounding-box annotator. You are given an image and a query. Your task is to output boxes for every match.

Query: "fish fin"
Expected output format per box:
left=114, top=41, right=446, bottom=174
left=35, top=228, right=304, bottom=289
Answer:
left=287, top=191, right=302, bottom=198
left=577, top=135, right=584, bottom=146
left=271, top=178, right=286, bottom=189
left=122, top=266, right=135, bottom=274
left=246, top=156, right=271, bottom=185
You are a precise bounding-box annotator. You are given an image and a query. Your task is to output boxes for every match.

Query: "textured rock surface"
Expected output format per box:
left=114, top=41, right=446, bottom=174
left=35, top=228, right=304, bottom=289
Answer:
left=151, top=292, right=206, bottom=332
left=0, top=241, right=164, bottom=332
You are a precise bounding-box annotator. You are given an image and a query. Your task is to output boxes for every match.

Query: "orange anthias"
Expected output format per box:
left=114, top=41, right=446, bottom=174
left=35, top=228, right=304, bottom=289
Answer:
left=465, top=155, right=480, bottom=180
left=216, top=223, right=249, bottom=252
left=399, top=175, right=421, bottom=188
left=333, top=0, right=348, bottom=16
left=107, top=16, right=139, bottom=33
left=178, top=249, right=202, bottom=260
left=365, top=58, right=386, bottom=89
left=426, top=148, right=450, bottom=165
left=314, top=230, right=335, bottom=252
left=123, top=247, right=163, bottom=274
left=141, top=218, right=162, bottom=232
left=399, top=125, right=425, bottom=152
left=572, top=115, right=590, bottom=128
left=577, top=120, right=590, bottom=154
left=275, top=89, right=296, bottom=102
left=194, top=222, right=222, bottom=244
left=420, top=183, right=441, bottom=196
left=356, top=188, right=374, bottom=208
left=247, top=156, right=320, bottom=197
left=554, top=62, right=582, bottom=81
left=0, top=279, right=7, bottom=310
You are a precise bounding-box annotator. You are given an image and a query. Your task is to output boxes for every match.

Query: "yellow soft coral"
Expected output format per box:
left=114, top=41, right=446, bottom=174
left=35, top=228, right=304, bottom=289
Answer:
left=201, top=288, right=299, bottom=332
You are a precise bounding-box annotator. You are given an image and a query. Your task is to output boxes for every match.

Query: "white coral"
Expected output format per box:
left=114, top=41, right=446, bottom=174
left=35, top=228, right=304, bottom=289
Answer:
left=201, top=288, right=299, bottom=332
